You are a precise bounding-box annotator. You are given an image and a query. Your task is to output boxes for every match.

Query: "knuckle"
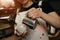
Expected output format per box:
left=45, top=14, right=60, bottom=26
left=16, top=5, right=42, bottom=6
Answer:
left=31, top=7, right=36, bottom=10
left=32, top=17, right=35, bottom=19
left=28, top=8, right=36, bottom=12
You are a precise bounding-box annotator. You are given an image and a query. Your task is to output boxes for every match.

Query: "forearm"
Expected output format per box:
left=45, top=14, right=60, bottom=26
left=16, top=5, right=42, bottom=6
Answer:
left=41, top=12, right=60, bottom=28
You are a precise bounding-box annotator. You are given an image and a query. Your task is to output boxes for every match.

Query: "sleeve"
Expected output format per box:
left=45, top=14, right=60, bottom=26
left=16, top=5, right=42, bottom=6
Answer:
left=42, top=1, right=54, bottom=13
left=49, top=1, right=60, bottom=16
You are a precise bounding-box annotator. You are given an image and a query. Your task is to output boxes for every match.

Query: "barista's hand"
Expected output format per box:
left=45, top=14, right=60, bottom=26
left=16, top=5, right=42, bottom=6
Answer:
left=27, top=8, right=43, bottom=19
left=14, top=24, right=27, bottom=36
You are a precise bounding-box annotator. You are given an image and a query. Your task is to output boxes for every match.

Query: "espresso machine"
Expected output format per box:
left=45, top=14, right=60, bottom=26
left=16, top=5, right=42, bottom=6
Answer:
left=0, top=0, right=20, bottom=38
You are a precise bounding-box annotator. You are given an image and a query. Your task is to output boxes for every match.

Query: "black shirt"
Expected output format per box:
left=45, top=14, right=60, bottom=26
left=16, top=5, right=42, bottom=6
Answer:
left=22, top=1, right=60, bottom=16
left=42, top=0, right=60, bottom=29
left=42, top=0, right=60, bottom=16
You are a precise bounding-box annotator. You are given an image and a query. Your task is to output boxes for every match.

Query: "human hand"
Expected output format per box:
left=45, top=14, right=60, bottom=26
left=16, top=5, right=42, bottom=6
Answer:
left=14, top=24, right=27, bottom=36
left=27, top=8, right=43, bottom=19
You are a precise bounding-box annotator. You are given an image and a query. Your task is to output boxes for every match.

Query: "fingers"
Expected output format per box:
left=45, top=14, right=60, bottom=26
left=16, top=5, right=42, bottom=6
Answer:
left=14, top=26, right=27, bottom=36
left=27, top=8, right=36, bottom=12
left=15, top=29, right=26, bottom=36
left=27, top=8, right=41, bottom=19
left=16, top=31, right=27, bottom=36
left=27, top=8, right=36, bottom=17
left=21, top=31, right=27, bottom=36
left=14, top=26, right=21, bottom=36
left=14, top=27, right=23, bottom=36
left=16, top=30, right=21, bottom=36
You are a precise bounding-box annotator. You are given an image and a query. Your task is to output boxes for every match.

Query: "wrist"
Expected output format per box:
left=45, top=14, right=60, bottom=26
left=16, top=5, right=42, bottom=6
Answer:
left=39, top=12, right=45, bottom=18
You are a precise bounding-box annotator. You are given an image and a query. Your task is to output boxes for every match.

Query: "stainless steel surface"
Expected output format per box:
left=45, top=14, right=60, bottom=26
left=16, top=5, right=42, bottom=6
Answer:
left=23, top=17, right=36, bottom=29
left=23, top=17, right=46, bottom=29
